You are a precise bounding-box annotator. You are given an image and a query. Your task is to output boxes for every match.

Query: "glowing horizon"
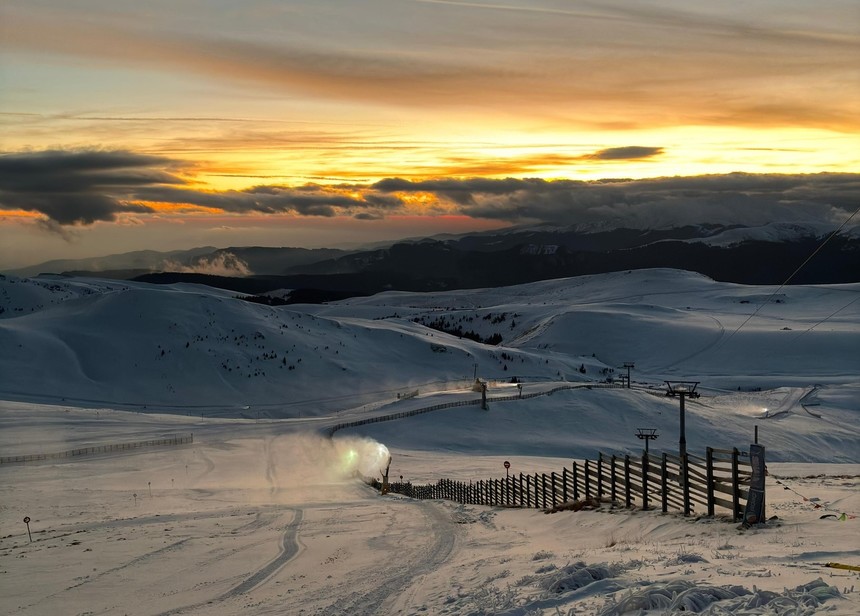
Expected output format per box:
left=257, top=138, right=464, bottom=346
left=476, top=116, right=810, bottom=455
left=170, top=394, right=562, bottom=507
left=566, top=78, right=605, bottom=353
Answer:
left=1, top=1, right=858, bottom=268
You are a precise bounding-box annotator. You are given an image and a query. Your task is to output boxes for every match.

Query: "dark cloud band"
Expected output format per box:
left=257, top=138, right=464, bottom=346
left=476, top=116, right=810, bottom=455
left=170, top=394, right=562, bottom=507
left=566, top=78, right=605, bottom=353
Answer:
left=1, top=150, right=856, bottom=230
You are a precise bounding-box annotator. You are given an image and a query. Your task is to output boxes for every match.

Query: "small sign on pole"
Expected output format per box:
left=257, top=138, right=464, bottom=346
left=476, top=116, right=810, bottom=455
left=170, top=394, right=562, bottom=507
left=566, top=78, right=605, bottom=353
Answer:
left=504, top=460, right=511, bottom=478
left=23, top=516, right=32, bottom=542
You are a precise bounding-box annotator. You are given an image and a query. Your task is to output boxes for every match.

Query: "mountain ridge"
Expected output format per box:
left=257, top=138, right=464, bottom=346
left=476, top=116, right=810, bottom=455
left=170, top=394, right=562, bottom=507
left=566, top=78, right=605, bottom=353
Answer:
left=7, top=222, right=858, bottom=296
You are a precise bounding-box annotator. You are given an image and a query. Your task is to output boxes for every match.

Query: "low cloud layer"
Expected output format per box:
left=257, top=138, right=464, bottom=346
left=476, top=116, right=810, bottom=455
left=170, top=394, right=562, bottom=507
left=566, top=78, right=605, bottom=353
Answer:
left=370, top=173, right=860, bottom=228
left=0, top=150, right=174, bottom=224
left=1, top=149, right=857, bottom=231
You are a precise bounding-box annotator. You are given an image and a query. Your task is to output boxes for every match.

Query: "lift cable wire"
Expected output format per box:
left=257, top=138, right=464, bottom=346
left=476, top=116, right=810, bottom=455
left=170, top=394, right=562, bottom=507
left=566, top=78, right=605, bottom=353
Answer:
left=789, top=294, right=860, bottom=342
left=715, top=203, right=860, bottom=351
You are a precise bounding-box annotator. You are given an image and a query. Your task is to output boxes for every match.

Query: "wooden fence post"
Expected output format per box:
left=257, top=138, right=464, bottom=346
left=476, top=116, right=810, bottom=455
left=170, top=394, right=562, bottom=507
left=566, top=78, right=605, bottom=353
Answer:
left=706, top=447, right=715, bottom=517
left=551, top=472, right=558, bottom=508
left=661, top=453, right=668, bottom=513
left=610, top=455, right=617, bottom=503
left=562, top=468, right=568, bottom=502
left=732, top=447, right=740, bottom=522
left=525, top=474, right=531, bottom=508
left=541, top=474, right=548, bottom=509
left=573, top=462, right=579, bottom=501
left=519, top=473, right=524, bottom=507
left=597, top=456, right=604, bottom=498
left=624, top=455, right=631, bottom=507
left=584, top=460, right=591, bottom=501
left=682, top=453, right=691, bottom=516
left=642, top=452, right=649, bottom=511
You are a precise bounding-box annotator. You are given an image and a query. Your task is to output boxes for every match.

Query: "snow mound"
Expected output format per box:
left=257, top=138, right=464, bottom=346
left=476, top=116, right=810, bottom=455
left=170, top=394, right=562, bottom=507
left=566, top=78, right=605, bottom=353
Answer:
left=601, top=578, right=841, bottom=615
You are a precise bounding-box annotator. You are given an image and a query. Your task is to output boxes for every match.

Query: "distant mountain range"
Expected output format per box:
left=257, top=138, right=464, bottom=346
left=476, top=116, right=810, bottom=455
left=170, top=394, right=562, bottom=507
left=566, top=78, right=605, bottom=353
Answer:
left=8, top=222, right=859, bottom=298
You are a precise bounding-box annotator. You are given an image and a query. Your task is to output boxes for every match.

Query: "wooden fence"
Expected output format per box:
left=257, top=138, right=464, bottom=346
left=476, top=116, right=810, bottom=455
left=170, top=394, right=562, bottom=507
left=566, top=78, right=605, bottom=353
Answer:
left=377, top=447, right=754, bottom=521
left=0, top=433, right=194, bottom=465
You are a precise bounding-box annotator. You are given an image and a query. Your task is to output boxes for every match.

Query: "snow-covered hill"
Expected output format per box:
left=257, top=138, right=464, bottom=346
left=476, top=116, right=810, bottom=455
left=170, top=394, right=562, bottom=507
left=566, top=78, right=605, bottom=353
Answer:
left=1, top=268, right=857, bottom=462
left=1, top=268, right=859, bottom=615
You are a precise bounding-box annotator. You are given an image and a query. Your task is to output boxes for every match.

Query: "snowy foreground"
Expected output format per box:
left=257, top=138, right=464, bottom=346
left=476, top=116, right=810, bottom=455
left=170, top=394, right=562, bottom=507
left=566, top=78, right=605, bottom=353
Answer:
left=1, top=269, right=858, bottom=614
left=1, top=398, right=858, bottom=616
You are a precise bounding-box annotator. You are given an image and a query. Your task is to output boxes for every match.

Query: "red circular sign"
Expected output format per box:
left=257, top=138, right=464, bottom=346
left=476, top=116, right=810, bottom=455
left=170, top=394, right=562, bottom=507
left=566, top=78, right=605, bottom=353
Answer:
left=23, top=516, right=30, bottom=523
left=503, top=461, right=510, bottom=469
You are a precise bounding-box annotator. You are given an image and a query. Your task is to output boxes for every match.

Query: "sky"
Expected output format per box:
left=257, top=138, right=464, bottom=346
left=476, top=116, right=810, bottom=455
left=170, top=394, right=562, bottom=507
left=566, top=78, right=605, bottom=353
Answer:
left=1, top=0, right=859, bottom=269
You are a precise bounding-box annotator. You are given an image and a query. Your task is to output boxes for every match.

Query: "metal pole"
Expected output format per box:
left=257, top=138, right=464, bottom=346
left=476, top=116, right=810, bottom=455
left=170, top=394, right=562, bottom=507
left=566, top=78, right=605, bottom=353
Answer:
left=679, top=391, right=687, bottom=463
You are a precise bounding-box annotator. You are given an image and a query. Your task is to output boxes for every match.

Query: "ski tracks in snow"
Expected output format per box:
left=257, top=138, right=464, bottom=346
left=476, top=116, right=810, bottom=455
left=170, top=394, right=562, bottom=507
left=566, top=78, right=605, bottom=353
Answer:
left=155, top=507, right=303, bottom=616
left=219, top=508, right=304, bottom=598
left=316, top=500, right=457, bottom=616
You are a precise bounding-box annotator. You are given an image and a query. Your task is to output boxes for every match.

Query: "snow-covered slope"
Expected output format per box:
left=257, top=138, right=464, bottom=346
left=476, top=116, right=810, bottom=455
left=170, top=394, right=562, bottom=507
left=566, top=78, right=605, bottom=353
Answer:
left=683, top=221, right=860, bottom=247
left=2, top=269, right=858, bottom=415
left=1, top=269, right=859, bottom=615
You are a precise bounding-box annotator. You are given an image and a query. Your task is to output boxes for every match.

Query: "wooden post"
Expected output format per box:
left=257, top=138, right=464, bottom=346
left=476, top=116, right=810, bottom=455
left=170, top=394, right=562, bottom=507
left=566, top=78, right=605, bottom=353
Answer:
left=610, top=455, right=617, bottom=504
left=624, top=455, right=631, bottom=507
left=525, top=474, right=531, bottom=508
left=597, top=456, right=604, bottom=498
left=642, top=451, right=649, bottom=511
left=562, top=467, right=568, bottom=502
left=542, top=474, right=548, bottom=509
left=573, top=462, right=580, bottom=501
left=551, top=472, right=558, bottom=508
left=519, top=473, right=524, bottom=507
left=584, top=460, right=591, bottom=501
left=706, top=447, right=715, bottom=517
left=682, top=452, right=691, bottom=516
left=731, top=447, right=741, bottom=522
left=661, top=453, right=668, bottom=513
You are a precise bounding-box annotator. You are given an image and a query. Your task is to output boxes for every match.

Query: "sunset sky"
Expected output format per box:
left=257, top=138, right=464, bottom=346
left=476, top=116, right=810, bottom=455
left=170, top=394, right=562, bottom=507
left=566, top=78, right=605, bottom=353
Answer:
left=1, top=0, right=859, bottom=269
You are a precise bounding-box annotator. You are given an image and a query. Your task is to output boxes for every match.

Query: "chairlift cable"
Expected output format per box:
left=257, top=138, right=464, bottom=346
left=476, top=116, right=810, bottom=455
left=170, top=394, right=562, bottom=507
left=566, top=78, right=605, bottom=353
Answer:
left=789, top=294, right=860, bottom=342
left=714, top=203, right=860, bottom=351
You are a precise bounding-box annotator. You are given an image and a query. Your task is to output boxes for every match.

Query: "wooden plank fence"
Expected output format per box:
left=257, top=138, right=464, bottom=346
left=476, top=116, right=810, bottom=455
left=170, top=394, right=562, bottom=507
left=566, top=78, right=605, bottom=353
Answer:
left=376, top=447, right=754, bottom=521
left=0, top=433, right=194, bottom=465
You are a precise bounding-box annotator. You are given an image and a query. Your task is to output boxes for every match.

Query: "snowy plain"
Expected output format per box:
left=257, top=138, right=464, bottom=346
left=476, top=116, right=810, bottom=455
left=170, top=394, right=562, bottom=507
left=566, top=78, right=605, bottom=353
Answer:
left=0, top=268, right=858, bottom=615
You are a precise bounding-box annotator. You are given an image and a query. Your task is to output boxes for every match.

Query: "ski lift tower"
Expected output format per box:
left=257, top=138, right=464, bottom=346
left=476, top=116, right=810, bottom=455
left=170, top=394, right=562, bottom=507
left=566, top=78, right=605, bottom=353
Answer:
left=664, top=381, right=699, bottom=463
left=623, top=362, right=635, bottom=389
left=635, top=428, right=659, bottom=454
left=665, top=381, right=699, bottom=515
